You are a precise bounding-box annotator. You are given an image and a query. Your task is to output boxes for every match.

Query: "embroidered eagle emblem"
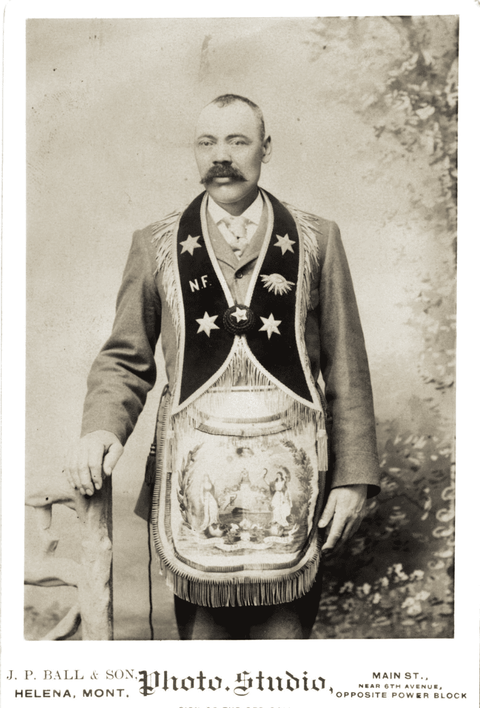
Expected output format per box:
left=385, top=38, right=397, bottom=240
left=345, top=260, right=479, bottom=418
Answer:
left=260, top=273, right=295, bottom=296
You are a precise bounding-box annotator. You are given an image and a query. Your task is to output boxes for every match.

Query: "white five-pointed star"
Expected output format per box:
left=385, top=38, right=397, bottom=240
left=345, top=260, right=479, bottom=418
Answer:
left=274, top=233, right=295, bottom=255
left=180, top=234, right=202, bottom=256
left=259, top=313, right=282, bottom=339
left=196, top=312, right=220, bottom=337
left=231, top=307, right=248, bottom=322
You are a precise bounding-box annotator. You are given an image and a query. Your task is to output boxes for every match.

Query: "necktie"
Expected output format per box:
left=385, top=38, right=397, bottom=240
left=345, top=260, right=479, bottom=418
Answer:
left=221, top=215, right=250, bottom=259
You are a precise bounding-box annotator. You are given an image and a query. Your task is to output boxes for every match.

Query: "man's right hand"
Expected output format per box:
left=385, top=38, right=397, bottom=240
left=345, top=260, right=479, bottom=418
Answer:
left=65, top=430, right=124, bottom=496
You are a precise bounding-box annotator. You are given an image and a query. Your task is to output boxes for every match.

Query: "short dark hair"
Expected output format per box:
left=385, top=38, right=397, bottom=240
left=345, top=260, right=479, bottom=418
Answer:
left=209, top=94, right=266, bottom=141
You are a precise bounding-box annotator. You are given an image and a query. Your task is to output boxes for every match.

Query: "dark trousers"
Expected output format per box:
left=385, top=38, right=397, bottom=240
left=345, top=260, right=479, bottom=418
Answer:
left=174, top=572, right=323, bottom=640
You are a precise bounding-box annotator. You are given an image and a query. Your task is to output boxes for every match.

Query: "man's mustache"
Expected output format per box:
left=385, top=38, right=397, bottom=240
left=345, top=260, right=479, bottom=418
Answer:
left=200, top=164, right=247, bottom=185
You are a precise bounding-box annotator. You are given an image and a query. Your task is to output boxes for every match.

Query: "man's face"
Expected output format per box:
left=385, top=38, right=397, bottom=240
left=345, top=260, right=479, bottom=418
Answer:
left=194, top=101, right=272, bottom=213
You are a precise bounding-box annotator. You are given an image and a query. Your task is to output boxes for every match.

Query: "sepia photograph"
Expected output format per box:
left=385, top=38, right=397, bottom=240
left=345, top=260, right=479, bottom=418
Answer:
left=2, top=3, right=479, bottom=706
left=24, top=14, right=457, bottom=642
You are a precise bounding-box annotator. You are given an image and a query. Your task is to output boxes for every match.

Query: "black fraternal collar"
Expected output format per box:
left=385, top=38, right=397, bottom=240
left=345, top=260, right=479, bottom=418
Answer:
left=171, top=190, right=320, bottom=414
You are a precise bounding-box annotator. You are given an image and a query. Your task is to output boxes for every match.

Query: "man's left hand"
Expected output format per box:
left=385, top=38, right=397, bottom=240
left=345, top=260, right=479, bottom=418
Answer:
left=318, top=484, right=368, bottom=553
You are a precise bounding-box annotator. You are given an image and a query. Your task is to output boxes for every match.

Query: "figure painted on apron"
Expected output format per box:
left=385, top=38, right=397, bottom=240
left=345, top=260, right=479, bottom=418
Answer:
left=270, top=468, right=292, bottom=529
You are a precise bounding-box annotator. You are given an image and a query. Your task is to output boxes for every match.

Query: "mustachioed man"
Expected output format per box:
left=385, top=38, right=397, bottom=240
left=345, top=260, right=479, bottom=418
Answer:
left=67, top=94, right=380, bottom=640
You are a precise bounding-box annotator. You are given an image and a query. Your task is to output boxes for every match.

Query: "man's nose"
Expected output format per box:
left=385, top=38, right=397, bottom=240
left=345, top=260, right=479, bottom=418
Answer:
left=212, top=143, right=232, bottom=163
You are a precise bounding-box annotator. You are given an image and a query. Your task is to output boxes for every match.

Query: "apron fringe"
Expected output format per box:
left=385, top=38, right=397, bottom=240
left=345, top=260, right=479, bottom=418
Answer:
left=158, top=542, right=321, bottom=608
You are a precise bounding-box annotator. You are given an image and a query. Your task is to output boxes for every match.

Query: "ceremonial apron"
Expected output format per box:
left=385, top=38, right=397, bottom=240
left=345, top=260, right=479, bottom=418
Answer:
left=151, top=190, right=328, bottom=607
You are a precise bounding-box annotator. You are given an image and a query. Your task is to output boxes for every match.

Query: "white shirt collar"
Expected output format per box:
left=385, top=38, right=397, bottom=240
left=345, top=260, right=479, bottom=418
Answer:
left=207, top=190, right=264, bottom=225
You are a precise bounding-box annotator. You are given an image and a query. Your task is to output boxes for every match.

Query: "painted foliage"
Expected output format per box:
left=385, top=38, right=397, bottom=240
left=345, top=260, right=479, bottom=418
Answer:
left=308, top=16, right=457, bottom=638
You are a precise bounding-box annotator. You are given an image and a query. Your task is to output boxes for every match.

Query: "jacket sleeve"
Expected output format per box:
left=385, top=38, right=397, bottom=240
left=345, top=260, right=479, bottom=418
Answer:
left=81, top=228, right=161, bottom=446
left=316, top=221, right=380, bottom=496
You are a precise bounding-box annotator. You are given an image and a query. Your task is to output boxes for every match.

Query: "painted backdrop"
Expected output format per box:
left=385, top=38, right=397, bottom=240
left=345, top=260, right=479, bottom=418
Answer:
left=26, top=16, right=456, bottom=639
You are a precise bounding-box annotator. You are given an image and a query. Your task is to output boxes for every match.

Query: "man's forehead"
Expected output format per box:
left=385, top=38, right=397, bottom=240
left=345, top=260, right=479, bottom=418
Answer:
left=195, top=101, right=260, bottom=136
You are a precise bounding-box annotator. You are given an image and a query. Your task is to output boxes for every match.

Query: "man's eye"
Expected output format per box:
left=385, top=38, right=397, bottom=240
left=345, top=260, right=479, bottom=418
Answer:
left=231, top=140, right=246, bottom=146
left=199, top=141, right=212, bottom=147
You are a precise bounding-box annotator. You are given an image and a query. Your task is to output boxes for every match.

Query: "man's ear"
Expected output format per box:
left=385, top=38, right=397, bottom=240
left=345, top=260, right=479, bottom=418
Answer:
left=262, top=136, right=272, bottom=164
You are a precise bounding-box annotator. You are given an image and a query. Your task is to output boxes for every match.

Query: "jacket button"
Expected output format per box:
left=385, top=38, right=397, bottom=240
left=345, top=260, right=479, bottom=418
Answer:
left=235, top=271, right=244, bottom=279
